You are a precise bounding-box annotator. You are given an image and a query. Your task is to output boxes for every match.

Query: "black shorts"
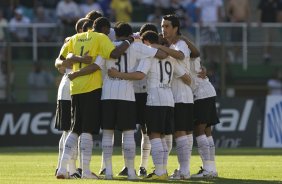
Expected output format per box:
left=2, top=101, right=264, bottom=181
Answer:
left=145, top=106, right=174, bottom=135
left=71, top=89, right=101, bottom=135
left=135, top=93, right=147, bottom=126
left=101, top=100, right=136, bottom=131
left=174, top=103, right=194, bottom=132
left=54, top=100, right=71, bottom=131
left=194, top=97, right=220, bottom=126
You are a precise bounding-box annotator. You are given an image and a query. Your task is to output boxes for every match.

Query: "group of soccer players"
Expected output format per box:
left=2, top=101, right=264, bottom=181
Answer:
left=54, top=10, right=220, bottom=181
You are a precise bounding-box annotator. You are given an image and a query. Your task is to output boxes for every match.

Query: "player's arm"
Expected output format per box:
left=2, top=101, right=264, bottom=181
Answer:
left=68, top=56, right=105, bottom=80
left=68, top=63, right=100, bottom=80
left=177, top=35, right=200, bottom=58
left=151, top=44, right=185, bottom=60
left=66, top=52, right=92, bottom=64
left=108, top=68, right=145, bottom=80
left=179, top=74, right=192, bottom=86
left=110, top=36, right=134, bottom=59
left=174, top=61, right=192, bottom=86
left=197, top=65, right=207, bottom=79
left=154, top=49, right=168, bottom=59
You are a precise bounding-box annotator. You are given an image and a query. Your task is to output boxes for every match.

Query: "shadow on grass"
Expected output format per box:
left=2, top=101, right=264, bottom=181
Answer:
left=0, top=147, right=282, bottom=156
left=109, top=176, right=282, bottom=184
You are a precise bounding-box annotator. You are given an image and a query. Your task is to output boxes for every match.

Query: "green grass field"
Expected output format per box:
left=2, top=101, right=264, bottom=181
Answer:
left=0, top=147, right=281, bottom=184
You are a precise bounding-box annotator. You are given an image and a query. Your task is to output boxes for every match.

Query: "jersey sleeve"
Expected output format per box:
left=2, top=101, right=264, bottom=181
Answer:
left=98, top=33, right=115, bottom=59
left=174, top=60, right=186, bottom=78
left=94, top=55, right=105, bottom=69
left=58, top=41, right=70, bottom=59
left=136, top=58, right=151, bottom=75
left=133, top=42, right=158, bottom=59
left=175, top=40, right=191, bottom=58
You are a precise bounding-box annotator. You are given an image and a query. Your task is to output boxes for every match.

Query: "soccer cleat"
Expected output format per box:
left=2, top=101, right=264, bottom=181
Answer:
left=81, top=172, right=100, bottom=179
left=169, top=169, right=190, bottom=180
left=191, top=167, right=211, bottom=178
left=145, top=172, right=168, bottom=180
left=210, top=171, right=218, bottom=178
left=69, top=168, right=82, bottom=179
left=117, top=167, right=128, bottom=176
left=138, top=167, right=147, bottom=177
left=99, top=168, right=106, bottom=175
left=104, top=175, right=113, bottom=180
left=56, top=168, right=69, bottom=179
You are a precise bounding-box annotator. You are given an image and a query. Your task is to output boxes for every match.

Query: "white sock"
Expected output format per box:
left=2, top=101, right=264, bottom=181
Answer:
left=207, top=136, right=216, bottom=172
left=140, top=134, right=151, bottom=169
left=59, top=132, right=78, bottom=171
left=80, top=133, right=93, bottom=175
left=175, top=136, right=189, bottom=175
left=68, top=131, right=78, bottom=175
left=161, top=137, right=168, bottom=173
left=187, top=134, right=193, bottom=173
left=165, top=134, right=173, bottom=154
left=122, top=130, right=136, bottom=176
left=196, top=135, right=211, bottom=171
left=150, top=138, right=164, bottom=176
left=57, top=131, right=68, bottom=169
left=100, top=152, right=105, bottom=170
left=102, top=130, right=114, bottom=176
left=78, top=136, right=82, bottom=169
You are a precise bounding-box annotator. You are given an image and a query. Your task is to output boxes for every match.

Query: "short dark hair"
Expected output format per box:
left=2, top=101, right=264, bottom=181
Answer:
left=114, top=22, right=133, bottom=37
left=93, top=17, right=110, bottom=33
left=75, top=18, right=91, bottom=33
left=162, top=14, right=181, bottom=35
left=140, top=23, right=158, bottom=36
left=85, top=10, right=103, bottom=21
left=82, top=20, right=93, bottom=32
left=141, top=31, right=159, bottom=44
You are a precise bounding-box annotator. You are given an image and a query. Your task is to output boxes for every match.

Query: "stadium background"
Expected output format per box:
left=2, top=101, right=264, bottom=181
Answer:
left=0, top=0, right=281, bottom=148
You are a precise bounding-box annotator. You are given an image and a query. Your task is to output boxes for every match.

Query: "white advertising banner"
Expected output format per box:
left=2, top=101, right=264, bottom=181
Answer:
left=263, top=95, right=282, bottom=148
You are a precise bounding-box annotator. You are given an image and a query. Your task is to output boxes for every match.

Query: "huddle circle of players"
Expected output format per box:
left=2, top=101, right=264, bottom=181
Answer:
left=54, top=10, right=220, bottom=180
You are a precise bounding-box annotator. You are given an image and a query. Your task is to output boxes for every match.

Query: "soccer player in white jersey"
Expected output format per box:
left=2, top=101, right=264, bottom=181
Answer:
left=150, top=14, right=194, bottom=179
left=54, top=17, right=93, bottom=179
left=108, top=30, right=191, bottom=180
left=189, top=57, right=220, bottom=178
left=68, top=22, right=166, bottom=180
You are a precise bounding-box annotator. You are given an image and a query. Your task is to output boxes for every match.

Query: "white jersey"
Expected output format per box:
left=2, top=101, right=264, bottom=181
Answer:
left=170, top=40, right=194, bottom=103
left=190, top=57, right=216, bottom=100
left=137, top=56, right=186, bottom=107
left=97, top=41, right=158, bottom=101
left=57, top=68, right=72, bottom=100
left=133, top=77, right=147, bottom=93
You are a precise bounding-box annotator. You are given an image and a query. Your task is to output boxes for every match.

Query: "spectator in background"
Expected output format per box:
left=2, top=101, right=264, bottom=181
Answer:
left=27, top=62, right=54, bottom=103
left=56, top=0, right=80, bottom=38
left=226, top=0, right=250, bottom=63
left=0, top=10, right=7, bottom=63
left=147, top=7, right=162, bottom=27
left=9, top=8, right=31, bottom=42
left=139, top=0, right=155, bottom=14
left=80, top=0, right=103, bottom=17
left=185, top=0, right=198, bottom=40
left=196, top=0, right=223, bottom=63
left=257, top=0, right=282, bottom=64
left=33, top=6, right=53, bottom=42
left=0, top=61, right=14, bottom=102
left=110, top=0, right=133, bottom=22
left=267, top=70, right=282, bottom=95
left=99, top=0, right=111, bottom=18
left=155, top=0, right=170, bottom=15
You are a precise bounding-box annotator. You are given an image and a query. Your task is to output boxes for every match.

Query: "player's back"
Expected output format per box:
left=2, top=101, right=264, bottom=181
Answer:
left=68, top=31, right=114, bottom=95
left=102, top=41, right=157, bottom=101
